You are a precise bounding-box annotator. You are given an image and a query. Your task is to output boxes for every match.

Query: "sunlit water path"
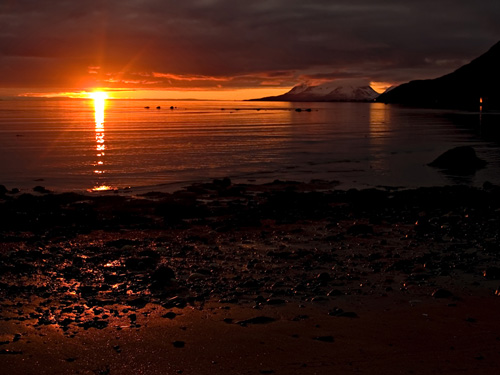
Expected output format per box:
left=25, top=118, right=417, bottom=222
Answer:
left=1, top=99, right=499, bottom=193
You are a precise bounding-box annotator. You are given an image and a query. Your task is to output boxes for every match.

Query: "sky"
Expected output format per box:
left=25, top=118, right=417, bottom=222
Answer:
left=1, top=0, right=500, bottom=99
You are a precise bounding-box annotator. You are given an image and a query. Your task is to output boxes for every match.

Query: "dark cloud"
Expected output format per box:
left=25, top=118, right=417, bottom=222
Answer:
left=1, top=0, right=499, bottom=92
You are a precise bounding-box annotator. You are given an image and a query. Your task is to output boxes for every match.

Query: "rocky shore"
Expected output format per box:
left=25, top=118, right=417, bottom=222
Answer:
left=1, top=180, right=500, bottom=374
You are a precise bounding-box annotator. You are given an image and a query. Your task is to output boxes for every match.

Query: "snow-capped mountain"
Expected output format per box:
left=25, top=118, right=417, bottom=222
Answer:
left=252, top=79, right=380, bottom=102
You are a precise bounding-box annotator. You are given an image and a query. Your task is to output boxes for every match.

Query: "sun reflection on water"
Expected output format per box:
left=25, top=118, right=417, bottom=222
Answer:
left=89, top=92, right=114, bottom=192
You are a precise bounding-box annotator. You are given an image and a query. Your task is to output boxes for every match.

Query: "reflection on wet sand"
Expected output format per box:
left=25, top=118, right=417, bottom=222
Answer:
left=368, top=103, right=391, bottom=172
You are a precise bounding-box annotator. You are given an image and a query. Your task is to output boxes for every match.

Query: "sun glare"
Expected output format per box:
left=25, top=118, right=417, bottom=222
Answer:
left=89, top=91, right=108, bottom=100
left=92, top=92, right=106, bottom=129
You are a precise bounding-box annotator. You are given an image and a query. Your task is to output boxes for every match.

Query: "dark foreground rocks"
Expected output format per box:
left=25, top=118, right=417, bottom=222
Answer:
left=0, top=179, right=500, bottom=339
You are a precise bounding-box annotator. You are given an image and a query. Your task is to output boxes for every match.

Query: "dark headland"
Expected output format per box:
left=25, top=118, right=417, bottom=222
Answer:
left=2, top=179, right=500, bottom=374
left=377, top=40, right=500, bottom=109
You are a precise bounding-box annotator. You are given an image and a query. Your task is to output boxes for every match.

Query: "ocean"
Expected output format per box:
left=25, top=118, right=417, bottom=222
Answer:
left=0, top=98, right=499, bottom=194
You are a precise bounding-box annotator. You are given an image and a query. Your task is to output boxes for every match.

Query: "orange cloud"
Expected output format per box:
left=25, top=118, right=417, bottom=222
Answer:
left=152, top=72, right=230, bottom=82
left=88, top=66, right=101, bottom=74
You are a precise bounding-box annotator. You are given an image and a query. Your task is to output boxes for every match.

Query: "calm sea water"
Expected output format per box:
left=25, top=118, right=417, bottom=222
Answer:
left=0, top=99, right=499, bottom=193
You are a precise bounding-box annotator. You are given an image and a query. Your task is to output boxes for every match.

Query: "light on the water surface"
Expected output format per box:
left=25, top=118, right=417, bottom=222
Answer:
left=89, top=91, right=113, bottom=192
left=92, top=185, right=114, bottom=192
left=91, top=91, right=107, bottom=129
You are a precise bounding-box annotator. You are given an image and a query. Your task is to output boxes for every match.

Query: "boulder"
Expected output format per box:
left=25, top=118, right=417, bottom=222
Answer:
left=33, top=185, right=51, bottom=194
left=150, top=264, right=175, bottom=288
left=428, top=146, right=486, bottom=174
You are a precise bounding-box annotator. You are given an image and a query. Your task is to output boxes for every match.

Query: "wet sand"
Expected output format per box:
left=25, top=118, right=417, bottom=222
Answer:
left=1, top=180, right=500, bottom=374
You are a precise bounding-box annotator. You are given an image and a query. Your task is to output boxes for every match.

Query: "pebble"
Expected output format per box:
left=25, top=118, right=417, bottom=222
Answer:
left=236, top=316, right=276, bottom=325
left=0, top=349, right=23, bottom=355
left=173, top=341, right=185, bottom=348
left=483, top=267, right=500, bottom=280
left=162, top=312, right=177, bottom=319
left=150, top=264, right=176, bottom=287
left=313, top=335, right=334, bottom=343
left=328, top=308, right=358, bottom=318
left=431, top=289, right=454, bottom=299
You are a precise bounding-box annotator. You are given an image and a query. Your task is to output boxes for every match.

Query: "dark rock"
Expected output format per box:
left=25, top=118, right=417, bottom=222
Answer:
left=79, top=320, right=108, bottom=330
left=254, top=295, right=266, bottom=303
left=94, top=366, right=111, bottom=375
left=128, top=297, right=149, bottom=308
left=78, top=285, right=98, bottom=297
left=292, top=315, right=309, bottom=321
left=236, top=316, right=276, bottom=325
left=59, top=318, right=73, bottom=327
left=266, top=298, right=286, bottom=305
left=33, top=185, right=51, bottom=194
left=173, top=341, right=185, bottom=348
left=162, top=296, right=187, bottom=309
left=346, top=224, right=373, bottom=236
left=317, top=272, right=331, bottom=284
left=327, top=289, right=343, bottom=296
left=0, top=349, right=23, bottom=355
left=313, top=335, right=334, bottom=342
left=311, top=296, right=327, bottom=302
left=162, top=312, right=177, bottom=319
left=37, top=315, right=57, bottom=325
left=328, top=308, right=358, bottom=318
left=106, top=239, right=139, bottom=249
left=432, top=288, right=454, bottom=299
left=267, top=251, right=293, bottom=259
left=240, top=279, right=261, bottom=288
left=150, top=264, right=175, bottom=287
left=483, top=267, right=500, bottom=280
left=213, top=177, right=231, bottom=188
left=428, top=146, right=486, bottom=175
left=218, top=297, right=239, bottom=304
left=125, top=256, right=157, bottom=271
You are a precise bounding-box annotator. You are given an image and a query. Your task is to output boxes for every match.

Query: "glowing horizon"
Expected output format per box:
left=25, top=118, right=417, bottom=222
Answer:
left=10, top=81, right=393, bottom=101
left=12, top=87, right=297, bottom=101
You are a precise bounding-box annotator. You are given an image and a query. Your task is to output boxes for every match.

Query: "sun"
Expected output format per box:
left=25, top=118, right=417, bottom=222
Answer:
left=89, top=91, right=108, bottom=100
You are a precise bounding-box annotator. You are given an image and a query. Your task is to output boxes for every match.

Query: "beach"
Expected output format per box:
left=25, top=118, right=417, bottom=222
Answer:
left=1, top=179, right=500, bottom=374
left=3, top=3, right=500, bottom=374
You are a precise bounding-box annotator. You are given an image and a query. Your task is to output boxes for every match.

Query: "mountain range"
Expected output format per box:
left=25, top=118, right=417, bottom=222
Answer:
left=252, top=41, right=500, bottom=108
left=377, top=41, right=500, bottom=109
left=251, top=79, right=380, bottom=102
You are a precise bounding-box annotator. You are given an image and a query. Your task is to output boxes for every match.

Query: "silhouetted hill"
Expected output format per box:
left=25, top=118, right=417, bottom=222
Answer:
left=377, top=41, right=500, bottom=109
